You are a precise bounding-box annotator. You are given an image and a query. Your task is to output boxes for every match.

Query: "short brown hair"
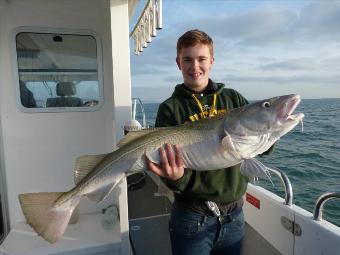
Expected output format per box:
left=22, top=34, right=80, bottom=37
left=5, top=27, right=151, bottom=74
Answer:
left=176, top=29, right=214, bottom=57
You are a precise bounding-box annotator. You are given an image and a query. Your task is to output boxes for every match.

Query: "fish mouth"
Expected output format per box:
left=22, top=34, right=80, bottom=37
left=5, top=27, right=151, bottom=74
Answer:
left=278, top=94, right=304, bottom=123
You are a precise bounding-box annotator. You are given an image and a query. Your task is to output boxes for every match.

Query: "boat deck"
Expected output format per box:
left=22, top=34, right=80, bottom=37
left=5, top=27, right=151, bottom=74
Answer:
left=128, top=173, right=172, bottom=255
left=128, top=173, right=171, bottom=219
left=1, top=171, right=338, bottom=255
left=127, top=173, right=281, bottom=255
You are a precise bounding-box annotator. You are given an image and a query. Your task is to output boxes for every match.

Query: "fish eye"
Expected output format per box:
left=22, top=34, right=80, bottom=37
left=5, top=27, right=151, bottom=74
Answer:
left=262, top=101, right=271, bottom=108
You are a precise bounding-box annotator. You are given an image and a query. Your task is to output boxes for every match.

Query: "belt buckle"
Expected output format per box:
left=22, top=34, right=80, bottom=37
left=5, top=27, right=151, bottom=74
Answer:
left=221, top=214, right=233, bottom=224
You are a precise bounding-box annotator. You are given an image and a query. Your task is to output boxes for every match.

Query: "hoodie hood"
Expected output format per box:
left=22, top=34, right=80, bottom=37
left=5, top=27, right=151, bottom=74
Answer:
left=172, top=79, right=225, bottom=98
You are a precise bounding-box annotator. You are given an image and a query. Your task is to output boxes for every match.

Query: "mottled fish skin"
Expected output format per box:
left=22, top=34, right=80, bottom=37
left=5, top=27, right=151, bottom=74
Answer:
left=56, top=119, right=224, bottom=205
left=57, top=94, right=304, bottom=206
left=18, top=94, right=304, bottom=243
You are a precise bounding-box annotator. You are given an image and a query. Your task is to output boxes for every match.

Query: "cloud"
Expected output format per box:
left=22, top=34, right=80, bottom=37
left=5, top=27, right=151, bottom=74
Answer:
left=224, top=73, right=340, bottom=85
left=295, top=1, right=340, bottom=40
left=200, top=8, right=296, bottom=43
left=322, top=56, right=340, bottom=69
left=241, top=2, right=340, bottom=46
left=259, top=58, right=318, bottom=71
left=132, top=85, right=174, bottom=103
left=130, top=1, right=340, bottom=101
left=190, top=2, right=340, bottom=47
left=163, top=75, right=183, bottom=83
left=130, top=34, right=177, bottom=75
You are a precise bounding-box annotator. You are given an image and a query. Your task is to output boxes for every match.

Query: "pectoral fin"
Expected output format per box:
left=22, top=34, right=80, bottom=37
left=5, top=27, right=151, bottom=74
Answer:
left=221, top=133, right=240, bottom=160
left=145, top=149, right=161, bottom=164
left=240, top=158, right=273, bottom=185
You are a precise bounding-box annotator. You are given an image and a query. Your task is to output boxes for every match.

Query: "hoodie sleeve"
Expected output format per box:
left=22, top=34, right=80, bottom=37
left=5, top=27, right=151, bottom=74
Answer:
left=162, top=169, right=193, bottom=193
left=154, top=101, right=193, bottom=192
left=230, top=89, right=249, bottom=107
left=155, top=102, right=178, bottom=127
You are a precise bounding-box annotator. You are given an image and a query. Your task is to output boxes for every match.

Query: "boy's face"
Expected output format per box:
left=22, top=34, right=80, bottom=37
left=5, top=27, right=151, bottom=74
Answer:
left=176, top=44, right=214, bottom=92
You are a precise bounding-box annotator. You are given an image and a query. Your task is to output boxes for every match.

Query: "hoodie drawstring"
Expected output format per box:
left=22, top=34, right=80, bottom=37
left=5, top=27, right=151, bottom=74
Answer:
left=191, top=92, right=224, bottom=220
left=191, top=93, right=217, bottom=118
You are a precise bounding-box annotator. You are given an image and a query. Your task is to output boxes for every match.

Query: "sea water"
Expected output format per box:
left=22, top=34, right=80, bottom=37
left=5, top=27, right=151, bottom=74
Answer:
left=137, top=98, right=340, bottom=226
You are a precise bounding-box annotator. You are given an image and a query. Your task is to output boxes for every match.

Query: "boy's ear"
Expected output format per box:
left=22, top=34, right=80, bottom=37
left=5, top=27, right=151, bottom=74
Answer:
left=176, top=57, right=182, bottom=70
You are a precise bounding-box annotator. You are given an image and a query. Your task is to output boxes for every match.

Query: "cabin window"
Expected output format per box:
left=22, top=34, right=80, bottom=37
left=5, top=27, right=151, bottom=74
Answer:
left=15, top=32, right=102, bottom=110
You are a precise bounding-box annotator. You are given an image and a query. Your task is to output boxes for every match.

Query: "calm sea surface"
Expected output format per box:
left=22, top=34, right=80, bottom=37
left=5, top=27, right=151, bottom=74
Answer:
left=137, top=98, right=340, bottom=226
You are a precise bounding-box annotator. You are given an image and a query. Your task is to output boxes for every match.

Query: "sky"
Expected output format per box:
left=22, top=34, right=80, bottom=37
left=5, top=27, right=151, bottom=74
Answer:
left=129, top=0, right=340, bottom=102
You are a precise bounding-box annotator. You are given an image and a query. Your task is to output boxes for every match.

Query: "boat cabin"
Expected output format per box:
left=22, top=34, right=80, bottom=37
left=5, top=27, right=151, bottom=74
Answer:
left=0, top=0, right=138, bottom=254
left=0, top=1, right=339, bottom=255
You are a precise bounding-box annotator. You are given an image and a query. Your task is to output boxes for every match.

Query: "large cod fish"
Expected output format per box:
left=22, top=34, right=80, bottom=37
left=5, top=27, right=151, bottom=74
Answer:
left=19, top=94, right=304, bottom=243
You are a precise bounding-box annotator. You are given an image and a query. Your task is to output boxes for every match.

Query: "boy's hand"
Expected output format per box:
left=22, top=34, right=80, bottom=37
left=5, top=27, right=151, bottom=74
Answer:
left=145, top=143, right=185, bottom=181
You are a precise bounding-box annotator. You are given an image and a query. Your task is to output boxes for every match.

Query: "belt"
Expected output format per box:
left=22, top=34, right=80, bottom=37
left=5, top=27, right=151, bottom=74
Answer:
left=174, top=196, right=243, bottom=217
left=219, top=206, right=242, bottom=224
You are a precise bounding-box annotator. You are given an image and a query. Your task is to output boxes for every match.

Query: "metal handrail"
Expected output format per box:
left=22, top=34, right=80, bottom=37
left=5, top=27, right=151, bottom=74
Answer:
left=313, top=192, right=340, bottom=221
left=131, top=97, right=146, bottom=128
left=265, top=167, right=293, bottom=206
left=130, top=0, right=162, bottom=37
left=129, top=0, right=162, bottom=55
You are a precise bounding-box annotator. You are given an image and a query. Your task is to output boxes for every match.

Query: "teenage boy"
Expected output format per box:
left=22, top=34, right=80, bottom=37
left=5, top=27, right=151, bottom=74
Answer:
left=146, top=29, right=249, bottom=255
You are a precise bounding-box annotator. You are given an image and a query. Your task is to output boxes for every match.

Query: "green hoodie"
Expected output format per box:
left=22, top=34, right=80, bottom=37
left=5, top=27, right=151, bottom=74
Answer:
left=155, top=80, right=249, bottom=203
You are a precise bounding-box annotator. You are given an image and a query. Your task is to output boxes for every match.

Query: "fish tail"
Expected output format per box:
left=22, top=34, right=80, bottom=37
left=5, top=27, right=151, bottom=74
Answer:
left=18, top=192, right=80, bottom=243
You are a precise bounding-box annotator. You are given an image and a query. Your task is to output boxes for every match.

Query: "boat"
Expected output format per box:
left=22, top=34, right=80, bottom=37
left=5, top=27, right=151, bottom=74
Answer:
left=0, top=0, right=339, bottom=254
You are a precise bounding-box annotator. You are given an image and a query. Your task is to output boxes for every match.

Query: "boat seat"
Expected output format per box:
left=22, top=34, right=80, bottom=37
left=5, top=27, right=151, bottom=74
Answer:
left=46, top=82, right=82, bottom=107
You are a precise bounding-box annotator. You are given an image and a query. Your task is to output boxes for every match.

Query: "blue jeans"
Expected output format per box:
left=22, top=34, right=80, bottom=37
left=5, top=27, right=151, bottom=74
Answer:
left=169, top=204, right=245, bottom=255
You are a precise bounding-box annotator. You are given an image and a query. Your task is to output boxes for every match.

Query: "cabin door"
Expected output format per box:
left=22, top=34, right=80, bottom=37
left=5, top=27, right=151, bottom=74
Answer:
left=0, top=107, right=8, bottom=244
left=0, top=182, right=5, bottom=243
left=0, top=33, right=7, bottom=243
left=0, top=171, right=3, bottom=241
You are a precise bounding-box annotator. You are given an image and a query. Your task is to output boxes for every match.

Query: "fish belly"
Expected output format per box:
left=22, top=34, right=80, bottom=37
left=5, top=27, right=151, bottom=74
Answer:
left=138, top=134, right=240, bottom=171
left=181, top=137, right=240, bottom=170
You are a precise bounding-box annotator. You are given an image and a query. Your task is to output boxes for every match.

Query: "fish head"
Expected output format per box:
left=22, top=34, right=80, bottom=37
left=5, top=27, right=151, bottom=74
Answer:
left=225, top=94, right=304, bottom=138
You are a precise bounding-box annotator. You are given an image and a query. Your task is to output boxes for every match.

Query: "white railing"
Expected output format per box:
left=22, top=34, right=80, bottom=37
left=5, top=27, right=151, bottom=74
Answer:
left=130, top=0, right=162, bottom=55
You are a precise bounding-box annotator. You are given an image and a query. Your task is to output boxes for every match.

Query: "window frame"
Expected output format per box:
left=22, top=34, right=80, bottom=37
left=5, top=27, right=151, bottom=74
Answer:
left=12, top=27, right=104, bottom=113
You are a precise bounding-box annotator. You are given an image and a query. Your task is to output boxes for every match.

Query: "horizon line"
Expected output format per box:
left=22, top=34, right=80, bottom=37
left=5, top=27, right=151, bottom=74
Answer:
left=139, top=97, right=340, bottom=104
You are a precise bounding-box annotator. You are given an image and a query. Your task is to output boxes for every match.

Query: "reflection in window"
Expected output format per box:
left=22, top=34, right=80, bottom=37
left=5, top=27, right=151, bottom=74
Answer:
left=16, top=32, right=101, bottom=109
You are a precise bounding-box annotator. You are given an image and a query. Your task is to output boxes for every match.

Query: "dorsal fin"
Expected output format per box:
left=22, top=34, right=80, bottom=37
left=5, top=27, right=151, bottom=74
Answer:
left=117, top=129, right=157, bottom=148
left=74, top=154, right=107, bottom=185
